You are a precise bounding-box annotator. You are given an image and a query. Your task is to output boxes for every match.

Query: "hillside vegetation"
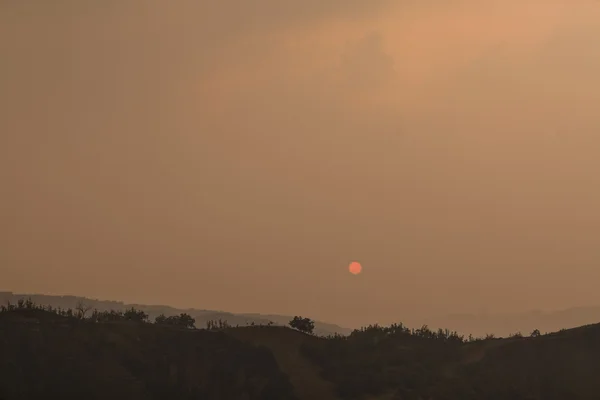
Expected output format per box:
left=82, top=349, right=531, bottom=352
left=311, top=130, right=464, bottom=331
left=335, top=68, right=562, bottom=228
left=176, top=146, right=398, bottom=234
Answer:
left=0, top=303, right=295, bottom=400
left=0, top=292, right=350, bottom=337
left=1, top=299, right=600, bottom=400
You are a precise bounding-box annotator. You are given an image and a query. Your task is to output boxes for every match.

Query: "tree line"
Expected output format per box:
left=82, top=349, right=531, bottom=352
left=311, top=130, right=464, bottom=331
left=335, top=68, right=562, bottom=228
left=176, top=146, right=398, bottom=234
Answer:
left=1, top=298, right=195, bottom=329
left=2, top=298, right=280, bottom=331
left=1, top=297, right=545, bottom=340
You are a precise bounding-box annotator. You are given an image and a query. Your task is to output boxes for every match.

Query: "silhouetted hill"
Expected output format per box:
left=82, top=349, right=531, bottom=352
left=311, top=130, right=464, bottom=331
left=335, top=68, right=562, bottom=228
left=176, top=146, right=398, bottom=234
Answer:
left=0, top=308, right=296, bottom=400
left=228, top=325, right=339, bottom=400
left=440, top=324, right=600, bottom=399
left=2, top=299, right=600, bottom=399
left=300, top=323, right=600, bottom=399
left=0, top=292, right=351, bottom=337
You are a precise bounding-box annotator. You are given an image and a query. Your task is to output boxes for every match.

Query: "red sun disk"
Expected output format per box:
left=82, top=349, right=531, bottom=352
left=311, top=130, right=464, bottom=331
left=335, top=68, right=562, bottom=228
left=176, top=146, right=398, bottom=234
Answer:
left=349, top=261, right=362, bottom=275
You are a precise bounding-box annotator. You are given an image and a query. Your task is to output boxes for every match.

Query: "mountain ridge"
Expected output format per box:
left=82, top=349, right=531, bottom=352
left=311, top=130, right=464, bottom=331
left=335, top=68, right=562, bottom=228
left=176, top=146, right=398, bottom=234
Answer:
left=0, top=291, right=351, bottom=337
left=3, top=291, right=600, bottom=338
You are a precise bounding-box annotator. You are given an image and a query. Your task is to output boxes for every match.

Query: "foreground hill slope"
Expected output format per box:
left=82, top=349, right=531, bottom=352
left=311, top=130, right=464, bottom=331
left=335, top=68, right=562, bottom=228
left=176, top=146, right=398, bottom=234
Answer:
left=227, top=326, right=338, bottom=400
left=2, top=304, right=600, bottom=400
left=446, top=324, right=600, bottom=399
left=0, top=309, right=296, bottom=400
left=299, top=324, right=600, bottom=399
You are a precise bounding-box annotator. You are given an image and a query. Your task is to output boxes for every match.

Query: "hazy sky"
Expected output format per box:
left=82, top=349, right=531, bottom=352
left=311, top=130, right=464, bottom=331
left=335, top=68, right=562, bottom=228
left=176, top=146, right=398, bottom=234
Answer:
left=2, top=1, right=600, bottom=328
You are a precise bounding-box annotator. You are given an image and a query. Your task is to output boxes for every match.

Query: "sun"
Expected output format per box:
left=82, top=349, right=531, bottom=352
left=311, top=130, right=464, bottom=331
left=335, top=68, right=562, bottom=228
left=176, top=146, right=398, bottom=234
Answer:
left=348, top=261, right=362, bottom=275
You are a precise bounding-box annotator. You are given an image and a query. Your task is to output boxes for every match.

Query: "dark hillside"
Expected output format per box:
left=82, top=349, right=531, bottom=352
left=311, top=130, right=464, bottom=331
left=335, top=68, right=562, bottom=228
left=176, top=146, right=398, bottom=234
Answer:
left=2, top=302, right=600, bottom=400
left=227, top=326, right=338, bottom=400
left=435, top=324, right=600, bottom=399
left=300, top=324, right=466, bottom=399
left=0, top=309, right=296, bottom=400
left=300, top=323, right=600, bottom=400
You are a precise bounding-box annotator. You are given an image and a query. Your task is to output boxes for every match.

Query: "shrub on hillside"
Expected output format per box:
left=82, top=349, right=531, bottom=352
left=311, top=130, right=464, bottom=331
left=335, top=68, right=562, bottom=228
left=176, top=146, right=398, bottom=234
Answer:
left=155, top=313, right=195, bottom=329
left=289, top=316, right=315, bottom=334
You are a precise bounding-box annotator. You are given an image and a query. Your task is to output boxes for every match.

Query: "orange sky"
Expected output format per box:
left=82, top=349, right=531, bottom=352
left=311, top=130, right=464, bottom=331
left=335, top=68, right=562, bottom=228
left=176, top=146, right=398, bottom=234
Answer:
left=2, top=1, right=600, bottom=328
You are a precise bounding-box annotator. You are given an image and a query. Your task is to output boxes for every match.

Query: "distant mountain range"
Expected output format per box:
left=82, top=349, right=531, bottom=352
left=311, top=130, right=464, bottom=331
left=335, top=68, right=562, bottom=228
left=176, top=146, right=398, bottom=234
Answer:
left=2, top=291, right=599, bottom=338
left=0, top=291, right=351, bottom=337
left=424, top=306, right=600, bottom=337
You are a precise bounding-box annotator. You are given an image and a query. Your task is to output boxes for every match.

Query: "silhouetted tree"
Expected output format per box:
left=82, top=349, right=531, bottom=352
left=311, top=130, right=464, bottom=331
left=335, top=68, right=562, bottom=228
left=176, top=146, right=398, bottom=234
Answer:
left=92, top=310, right=125, bottom=322
left=155, top=313, right=195, bottom=329
left=289, top=316, right=315, bottom=334
left=75, top=301, right=92, bottom=319
left=24, top=297, right=35, bottom=309
left=155, top=314, right=168, bottom=325
left=124, top=307, right=149, bottom=322
left=530, top=329, right=541, bottom=338
left=177, top=313, right=195, bottom=328
left=206, top=319, right=230, bottom=331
